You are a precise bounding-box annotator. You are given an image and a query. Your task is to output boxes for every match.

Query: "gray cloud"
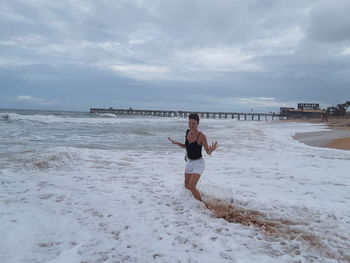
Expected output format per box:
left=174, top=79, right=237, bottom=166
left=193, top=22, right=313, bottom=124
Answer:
left=306, top=0, right=350, bottom=43
left=15, top=95, right=56, bottom=105
left=0, top=0, right=349, bottom=112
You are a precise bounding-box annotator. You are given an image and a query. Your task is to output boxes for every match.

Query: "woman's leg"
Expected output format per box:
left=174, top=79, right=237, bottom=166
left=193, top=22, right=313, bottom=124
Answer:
left=184, top=173, right=191, bottom=189
left=188, top=173, right=202, bottom=201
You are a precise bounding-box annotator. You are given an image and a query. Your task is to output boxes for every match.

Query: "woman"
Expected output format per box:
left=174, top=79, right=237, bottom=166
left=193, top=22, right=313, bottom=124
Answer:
left=168, top=113, right=218, bottom=202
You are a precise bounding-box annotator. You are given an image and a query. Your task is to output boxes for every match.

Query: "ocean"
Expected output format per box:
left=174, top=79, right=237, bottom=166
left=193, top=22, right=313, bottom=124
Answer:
left=1, top=109, right=349, bottom=263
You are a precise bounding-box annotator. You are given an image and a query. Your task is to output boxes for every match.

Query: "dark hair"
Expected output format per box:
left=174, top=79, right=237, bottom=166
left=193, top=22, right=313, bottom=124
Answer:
left=188, top=113, right=200, bottom=123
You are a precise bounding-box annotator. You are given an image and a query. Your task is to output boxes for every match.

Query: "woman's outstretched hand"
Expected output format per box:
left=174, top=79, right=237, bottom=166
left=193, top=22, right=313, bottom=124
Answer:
left=168, top=137, right=185, bottom=148
left=167, top=137, right=176, bottom=144
left=209, top=141, right=218, bottom=154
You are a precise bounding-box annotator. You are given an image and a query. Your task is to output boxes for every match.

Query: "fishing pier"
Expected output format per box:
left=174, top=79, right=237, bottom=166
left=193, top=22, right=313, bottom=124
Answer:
left=90, top=108, right=282, bottom=120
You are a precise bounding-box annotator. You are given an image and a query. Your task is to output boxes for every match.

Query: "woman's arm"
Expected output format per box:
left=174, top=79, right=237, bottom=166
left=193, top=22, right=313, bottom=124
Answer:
left=200, top=134, right=218, bottom=155
left=168, top=137, right=186, bottom=148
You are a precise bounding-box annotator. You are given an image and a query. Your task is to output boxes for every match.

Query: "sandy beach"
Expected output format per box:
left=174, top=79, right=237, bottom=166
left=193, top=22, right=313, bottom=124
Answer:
left=291, top=117, right=350, bottom=151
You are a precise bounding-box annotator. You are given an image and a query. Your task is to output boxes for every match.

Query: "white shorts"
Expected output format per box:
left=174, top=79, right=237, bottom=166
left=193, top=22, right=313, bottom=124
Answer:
left=185, top=158, right=205, bottom=175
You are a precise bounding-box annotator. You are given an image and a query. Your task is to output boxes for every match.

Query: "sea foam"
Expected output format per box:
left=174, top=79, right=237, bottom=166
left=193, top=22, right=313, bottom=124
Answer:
left=1, top=110, right=349, bottom=263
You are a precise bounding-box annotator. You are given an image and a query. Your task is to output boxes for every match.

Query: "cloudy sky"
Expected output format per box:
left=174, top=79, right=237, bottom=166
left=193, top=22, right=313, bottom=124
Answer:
left=1, top=0, right=350, bottom=112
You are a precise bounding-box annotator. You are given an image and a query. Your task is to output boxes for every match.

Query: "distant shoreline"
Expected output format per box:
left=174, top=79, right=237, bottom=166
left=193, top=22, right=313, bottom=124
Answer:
left=290, top=118, right=350, bottom=151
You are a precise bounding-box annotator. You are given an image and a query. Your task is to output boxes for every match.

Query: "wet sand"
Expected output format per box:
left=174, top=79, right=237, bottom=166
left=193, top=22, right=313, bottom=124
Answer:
left=325, top=137, right=350, bottom=150
left=203, top=198, right=347, bottom=262
left=293, top=130, right=350, bottom=148
left=291, top=118, right=350, bottom=151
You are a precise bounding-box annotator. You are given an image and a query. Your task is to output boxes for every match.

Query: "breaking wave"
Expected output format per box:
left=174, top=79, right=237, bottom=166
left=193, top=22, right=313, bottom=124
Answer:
left=0, top=112, right=176, bottom=125
left=1, top=148, right=81, bottom=171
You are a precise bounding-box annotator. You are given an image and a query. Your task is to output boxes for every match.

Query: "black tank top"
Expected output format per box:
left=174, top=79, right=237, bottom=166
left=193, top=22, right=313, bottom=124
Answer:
left=185, top=129, right=202, bottom=160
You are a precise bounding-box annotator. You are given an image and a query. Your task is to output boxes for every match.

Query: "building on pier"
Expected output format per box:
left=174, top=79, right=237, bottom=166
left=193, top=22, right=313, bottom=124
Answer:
left=279, top=103, right=324, bottom=119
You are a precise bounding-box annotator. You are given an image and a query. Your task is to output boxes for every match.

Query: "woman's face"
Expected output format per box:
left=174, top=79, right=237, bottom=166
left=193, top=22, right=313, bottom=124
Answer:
left=188, top=119, right=198, bottom=130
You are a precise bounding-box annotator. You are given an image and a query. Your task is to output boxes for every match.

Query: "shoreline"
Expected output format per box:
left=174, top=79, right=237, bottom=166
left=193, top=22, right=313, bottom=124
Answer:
left=290, top=118, right=350, bottom=151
